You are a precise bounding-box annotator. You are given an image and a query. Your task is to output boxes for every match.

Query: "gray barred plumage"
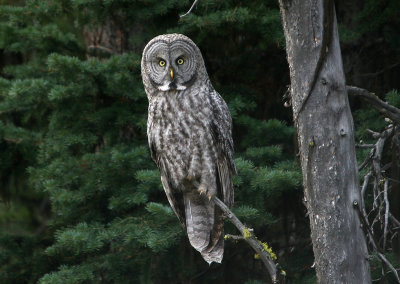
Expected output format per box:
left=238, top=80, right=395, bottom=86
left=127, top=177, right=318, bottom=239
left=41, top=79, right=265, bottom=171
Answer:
left=141, top=34, right=236, bottom=264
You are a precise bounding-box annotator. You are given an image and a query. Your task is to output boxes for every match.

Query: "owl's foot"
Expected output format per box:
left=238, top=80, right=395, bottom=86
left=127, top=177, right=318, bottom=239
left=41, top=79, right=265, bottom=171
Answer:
left=198, top=185, right=207, bottom=196
left=198, top=184, right=214, bottom=201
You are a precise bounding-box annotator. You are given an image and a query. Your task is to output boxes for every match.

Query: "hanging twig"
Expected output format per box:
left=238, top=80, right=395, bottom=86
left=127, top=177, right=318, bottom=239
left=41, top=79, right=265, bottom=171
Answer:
left=213, top=196, right=286, bottom=284
left=180, top=0, right=200, bottom=18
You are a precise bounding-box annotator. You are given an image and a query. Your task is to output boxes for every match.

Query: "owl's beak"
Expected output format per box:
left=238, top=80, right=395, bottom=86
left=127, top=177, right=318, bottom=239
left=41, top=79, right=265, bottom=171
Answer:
left=169, top=68, right=174, bottom=79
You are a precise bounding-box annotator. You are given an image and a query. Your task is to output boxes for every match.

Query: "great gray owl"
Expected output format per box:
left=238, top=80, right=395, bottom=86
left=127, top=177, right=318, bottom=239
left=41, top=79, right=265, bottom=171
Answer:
left=141, top=34, right=236, bottom=264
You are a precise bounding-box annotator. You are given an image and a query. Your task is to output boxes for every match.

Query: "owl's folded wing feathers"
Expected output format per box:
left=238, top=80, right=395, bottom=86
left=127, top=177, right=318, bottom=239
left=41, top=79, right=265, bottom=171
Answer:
left=150, top=143, right=186, bottom=228
left=210, top=89, right=237, bottom=209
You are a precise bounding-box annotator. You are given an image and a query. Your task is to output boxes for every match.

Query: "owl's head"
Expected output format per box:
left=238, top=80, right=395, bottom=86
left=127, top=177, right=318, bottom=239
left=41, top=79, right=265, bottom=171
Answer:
left=141, top=34, right=206, bottom=94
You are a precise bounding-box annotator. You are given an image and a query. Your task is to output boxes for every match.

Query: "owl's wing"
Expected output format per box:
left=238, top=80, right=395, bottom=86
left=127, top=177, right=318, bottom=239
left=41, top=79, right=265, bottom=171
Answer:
left=149, top=141, right=186, bottom=227
left=210, top=90, right=237, bottom=209
left=160, top=168, right=186, bottom=227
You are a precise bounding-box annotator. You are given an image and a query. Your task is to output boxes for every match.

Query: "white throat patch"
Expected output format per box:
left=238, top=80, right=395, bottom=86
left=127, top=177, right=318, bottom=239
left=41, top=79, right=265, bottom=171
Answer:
left=158, top=84, right=187, bottom=91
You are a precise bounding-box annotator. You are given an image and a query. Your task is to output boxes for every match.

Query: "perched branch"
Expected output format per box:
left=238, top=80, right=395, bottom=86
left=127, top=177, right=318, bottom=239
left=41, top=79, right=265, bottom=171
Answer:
left=180, top=0, right=199, bottom=18
left=224, top=234, right=244, bottom=241
left=347, top=85, right=400, bottom=125
left=213, top=197, right=286, bottom=284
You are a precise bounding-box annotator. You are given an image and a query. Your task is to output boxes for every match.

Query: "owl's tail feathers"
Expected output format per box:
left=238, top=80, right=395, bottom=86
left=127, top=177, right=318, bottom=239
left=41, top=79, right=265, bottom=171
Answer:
left=200, top=215, right=224, bottom=264
left=184, top=192, right=225, bottom=264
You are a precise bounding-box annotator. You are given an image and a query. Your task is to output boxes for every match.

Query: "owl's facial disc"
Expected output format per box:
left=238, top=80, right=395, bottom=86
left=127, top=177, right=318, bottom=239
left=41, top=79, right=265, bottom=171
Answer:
left=145, top=40, right=197, bottom=92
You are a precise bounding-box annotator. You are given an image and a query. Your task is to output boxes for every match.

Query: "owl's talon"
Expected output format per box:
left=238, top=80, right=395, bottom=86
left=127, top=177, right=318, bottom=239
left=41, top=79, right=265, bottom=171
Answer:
left=198, top=184, right=209, bottom=196
left=207, top=194, right=213, bottom=201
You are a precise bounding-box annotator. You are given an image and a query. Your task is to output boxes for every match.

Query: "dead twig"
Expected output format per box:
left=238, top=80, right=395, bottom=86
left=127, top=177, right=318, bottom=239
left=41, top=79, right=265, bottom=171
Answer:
left=347, top=86, right=400, bottom=125
left=354, top=201, right=400, bottom=283
left=356, top=144, right=375, bottom=149
left=355, top=123, right=400, bottom=283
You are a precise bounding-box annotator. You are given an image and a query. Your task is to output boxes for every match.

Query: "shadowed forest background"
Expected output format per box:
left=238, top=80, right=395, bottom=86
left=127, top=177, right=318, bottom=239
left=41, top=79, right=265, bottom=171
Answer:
left=0, top=0, right=399, bottom=283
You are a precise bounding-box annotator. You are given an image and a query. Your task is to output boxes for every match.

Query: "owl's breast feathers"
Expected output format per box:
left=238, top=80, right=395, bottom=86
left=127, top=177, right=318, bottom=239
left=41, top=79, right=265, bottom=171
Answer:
left=148, top=86, right=235, bottom=178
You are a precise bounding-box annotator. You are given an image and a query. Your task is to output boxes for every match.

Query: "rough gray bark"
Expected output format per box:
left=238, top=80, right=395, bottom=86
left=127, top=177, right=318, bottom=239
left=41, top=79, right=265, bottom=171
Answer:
left=278, top=1, right=371, bottom=283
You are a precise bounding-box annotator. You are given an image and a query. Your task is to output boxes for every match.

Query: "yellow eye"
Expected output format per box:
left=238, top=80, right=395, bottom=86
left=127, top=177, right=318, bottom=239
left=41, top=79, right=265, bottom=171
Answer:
left=177, top=58, right=184, bottom=65
left=159, top=60, right=166, bottom=67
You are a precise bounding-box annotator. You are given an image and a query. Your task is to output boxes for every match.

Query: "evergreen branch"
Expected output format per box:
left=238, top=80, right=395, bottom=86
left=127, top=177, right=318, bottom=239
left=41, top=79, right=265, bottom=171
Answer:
left=347, top=85, right=400, bottom=125
left=213, top=196, right=286, bottom=284
left=180, top=0, right=199, bottom=18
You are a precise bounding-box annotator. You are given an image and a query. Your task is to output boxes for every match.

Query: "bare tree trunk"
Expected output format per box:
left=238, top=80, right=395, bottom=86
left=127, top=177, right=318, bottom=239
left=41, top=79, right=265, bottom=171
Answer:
left=278, top=1, right=371, bottom=283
